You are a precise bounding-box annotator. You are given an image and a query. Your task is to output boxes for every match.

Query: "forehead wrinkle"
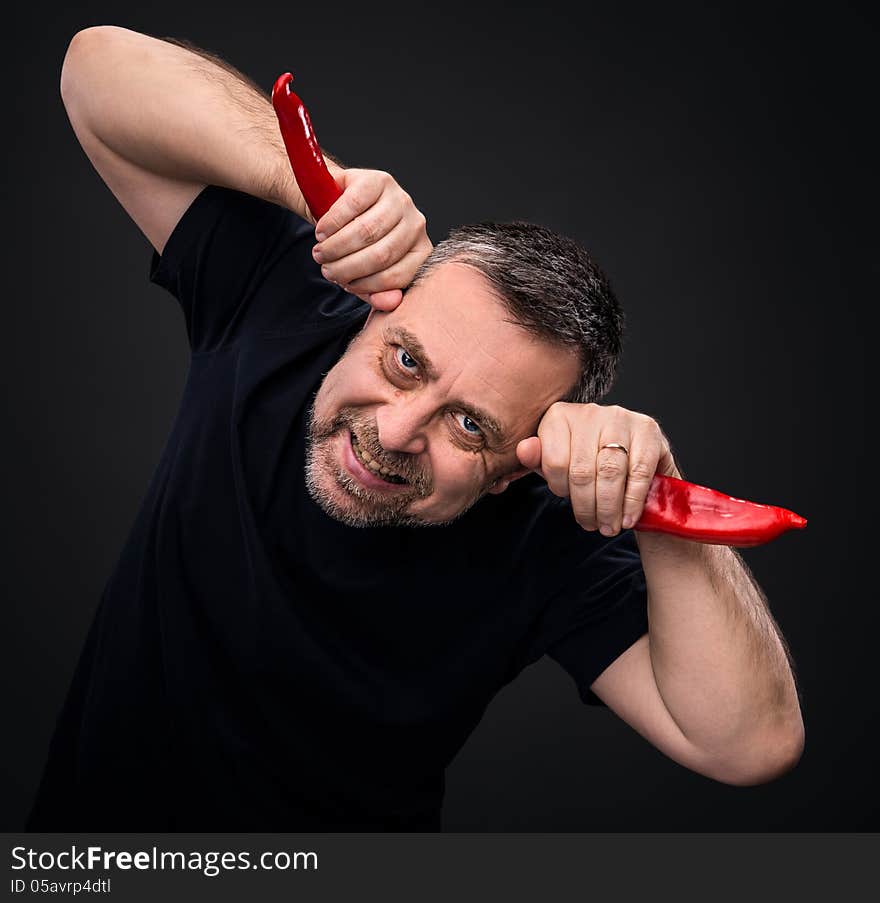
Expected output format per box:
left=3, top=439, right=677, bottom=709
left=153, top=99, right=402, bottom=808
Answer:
left=441, top=350, right=531, bottom=451
left=439, top=315, right=564, bottom=451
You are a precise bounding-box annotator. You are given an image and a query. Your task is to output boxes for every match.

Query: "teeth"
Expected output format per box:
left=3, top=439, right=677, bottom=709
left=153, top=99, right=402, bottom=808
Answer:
left=351, top=432, right=406, bottom=483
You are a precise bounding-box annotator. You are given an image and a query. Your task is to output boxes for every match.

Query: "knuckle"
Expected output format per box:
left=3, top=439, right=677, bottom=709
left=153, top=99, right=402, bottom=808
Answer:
left=346, top=192, right=366, bottom=215
left=568, top=464, right=596, bottom=487
left=641, top=416, right=661, bottom=438
left=358, top=182, right=378, bottom=209
left=372, top=170, right=392, bottom=191
left=629, top=459, right=655, bottom=481
left=357, top=216, right=379, bottom=244
left=542, top=402, right=568, bottom=425
left=597, top=457, right=624, bottom=478
left=375, top=242, right=395, bottom=269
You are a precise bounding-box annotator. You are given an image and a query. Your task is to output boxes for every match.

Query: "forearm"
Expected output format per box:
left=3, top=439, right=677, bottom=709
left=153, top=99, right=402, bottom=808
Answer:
left=636, top=530, right=804, bottom=775
left=59, top=26, right=340, bottom=219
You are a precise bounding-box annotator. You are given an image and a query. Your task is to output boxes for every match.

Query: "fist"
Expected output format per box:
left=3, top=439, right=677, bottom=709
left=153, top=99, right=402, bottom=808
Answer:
left=516, top=402, right=680, bottom=535
left=311, top=168, right=433, bottom=311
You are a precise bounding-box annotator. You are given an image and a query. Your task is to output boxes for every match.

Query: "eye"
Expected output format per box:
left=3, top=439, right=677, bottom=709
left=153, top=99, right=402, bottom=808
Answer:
left=394, top=345, right=419, bottom=373
left=455, top=412, right=483, bottom=436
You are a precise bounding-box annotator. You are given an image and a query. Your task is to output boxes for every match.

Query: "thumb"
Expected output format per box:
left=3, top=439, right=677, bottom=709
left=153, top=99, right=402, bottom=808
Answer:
left=368, top=289, right=403, bottom=311
left=516, top=436, right=543, bottom=473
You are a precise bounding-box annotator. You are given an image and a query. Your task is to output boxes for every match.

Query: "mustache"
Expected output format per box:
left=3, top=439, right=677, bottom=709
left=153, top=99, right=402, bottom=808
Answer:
left=309, top=405, right=433, bottom=497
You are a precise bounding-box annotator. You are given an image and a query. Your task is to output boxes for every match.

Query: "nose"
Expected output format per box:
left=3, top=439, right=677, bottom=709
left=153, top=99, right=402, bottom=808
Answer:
left=374, top=398, right=430, bottom=456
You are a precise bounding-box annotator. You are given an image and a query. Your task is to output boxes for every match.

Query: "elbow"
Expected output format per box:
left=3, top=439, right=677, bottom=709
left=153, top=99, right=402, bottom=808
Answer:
left=60, top=28, right=93, bottom=103
left=703, top=716, right=805, bottom=787
left=60, top=26, right=122, bottom=102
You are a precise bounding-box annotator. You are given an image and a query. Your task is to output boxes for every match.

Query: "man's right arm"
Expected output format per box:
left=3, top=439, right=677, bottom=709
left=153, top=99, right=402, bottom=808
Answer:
left=60, top=25, right=311, bottom=255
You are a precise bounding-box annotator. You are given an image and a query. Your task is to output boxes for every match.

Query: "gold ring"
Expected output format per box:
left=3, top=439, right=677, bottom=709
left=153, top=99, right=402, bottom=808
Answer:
left=601, top=442, right=629, bottom=455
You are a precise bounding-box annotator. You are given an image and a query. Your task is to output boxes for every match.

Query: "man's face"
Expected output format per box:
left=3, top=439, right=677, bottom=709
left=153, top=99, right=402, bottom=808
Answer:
left=306, top=262, right=580, bottom=526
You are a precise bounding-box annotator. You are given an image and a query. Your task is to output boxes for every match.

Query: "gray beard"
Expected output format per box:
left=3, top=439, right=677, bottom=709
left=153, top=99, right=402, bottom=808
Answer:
left=304, top=440, right=426, bottom=527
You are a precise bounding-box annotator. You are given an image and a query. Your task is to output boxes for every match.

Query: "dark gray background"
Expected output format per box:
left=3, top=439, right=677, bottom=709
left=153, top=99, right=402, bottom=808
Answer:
left=2, top=1, right=875, bottom=830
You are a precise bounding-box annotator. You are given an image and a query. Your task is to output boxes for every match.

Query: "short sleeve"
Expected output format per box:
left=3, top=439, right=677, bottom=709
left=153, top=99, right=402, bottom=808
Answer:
left=148, top=185, right=355, bottom=353
left=527, top=528, right=649, bottom=707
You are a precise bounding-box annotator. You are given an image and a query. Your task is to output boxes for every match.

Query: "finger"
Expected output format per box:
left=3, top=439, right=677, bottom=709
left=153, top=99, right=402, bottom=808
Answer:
left=621, top=429, right=661, bottom=530
left=319, top=216, right=413, bottom=286
left=314, top=195, right=403, bottom=264
left=314, top=169, right=383, bottom=240
left=595, top=433, right=633, bottom=536
left=344, top=244, right=429, bottom=295
left=568, top=423, right=602, bottom=532
left=516, top=436, right=542, bottom=472
left=536, top=413, right=572, bottom=499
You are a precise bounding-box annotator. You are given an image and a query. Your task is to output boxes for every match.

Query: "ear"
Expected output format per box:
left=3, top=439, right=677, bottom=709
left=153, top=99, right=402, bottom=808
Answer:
left=487, top=465, right=532, bottom=495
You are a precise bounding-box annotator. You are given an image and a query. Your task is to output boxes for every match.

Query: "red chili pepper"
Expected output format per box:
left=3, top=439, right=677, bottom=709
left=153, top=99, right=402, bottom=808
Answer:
left=272, top=72, right=342, bottom=221
left=635, top=474, right=807, bottom=547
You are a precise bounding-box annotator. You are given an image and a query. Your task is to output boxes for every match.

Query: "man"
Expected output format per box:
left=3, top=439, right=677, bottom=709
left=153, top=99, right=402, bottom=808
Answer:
left=27, top=25, right=804, bottom=831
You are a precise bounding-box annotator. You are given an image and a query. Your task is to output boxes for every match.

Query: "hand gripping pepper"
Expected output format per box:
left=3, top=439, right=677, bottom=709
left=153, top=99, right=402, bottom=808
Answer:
left=634, top=474, right=807, bottom=547
left=271, top=75, right=807, bottom=550
left=272, top=72, right=342, bottom=221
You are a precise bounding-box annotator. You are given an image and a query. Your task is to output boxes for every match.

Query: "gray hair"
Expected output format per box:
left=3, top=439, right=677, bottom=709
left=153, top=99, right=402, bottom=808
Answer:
left=410, top=222, right=624, bottom=403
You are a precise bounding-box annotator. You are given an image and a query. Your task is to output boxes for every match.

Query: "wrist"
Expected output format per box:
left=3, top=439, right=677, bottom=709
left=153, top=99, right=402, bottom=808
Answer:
left=267, top=156, right=313, bottom=222
left=269, top=152, right=344, bottom=225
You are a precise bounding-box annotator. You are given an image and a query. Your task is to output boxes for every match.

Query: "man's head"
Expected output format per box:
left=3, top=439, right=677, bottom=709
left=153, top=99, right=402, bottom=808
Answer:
left=305, top=221, right=624, bottom=527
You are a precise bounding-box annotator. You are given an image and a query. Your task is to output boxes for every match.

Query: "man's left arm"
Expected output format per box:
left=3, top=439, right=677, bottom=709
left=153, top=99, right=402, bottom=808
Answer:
left=516, top=403, right=805, bottom=785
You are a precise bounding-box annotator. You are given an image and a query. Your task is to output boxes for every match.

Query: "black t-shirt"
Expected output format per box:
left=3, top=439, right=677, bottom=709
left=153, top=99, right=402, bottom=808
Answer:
left=27, top=186, right=649, bottom=831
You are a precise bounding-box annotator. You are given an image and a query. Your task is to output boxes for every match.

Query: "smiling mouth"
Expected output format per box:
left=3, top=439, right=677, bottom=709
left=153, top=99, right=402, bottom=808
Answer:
left=350, top=431, right=409, bottom=485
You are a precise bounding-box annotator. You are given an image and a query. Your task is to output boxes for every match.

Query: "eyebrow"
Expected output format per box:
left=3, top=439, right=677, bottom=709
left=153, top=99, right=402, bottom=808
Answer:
left=382, top=325, right=507, bottom=445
